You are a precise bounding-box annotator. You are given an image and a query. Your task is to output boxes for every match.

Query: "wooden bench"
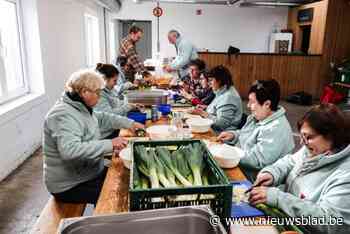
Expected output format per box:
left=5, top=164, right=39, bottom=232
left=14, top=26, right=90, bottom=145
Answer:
left=30, top=196, right=86, bottom=234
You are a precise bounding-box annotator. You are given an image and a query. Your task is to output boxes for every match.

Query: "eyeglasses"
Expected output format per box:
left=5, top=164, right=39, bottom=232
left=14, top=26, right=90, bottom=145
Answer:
left=299, top=133, right=319, bottom=145
left=88, top=89, right=102, bottom=96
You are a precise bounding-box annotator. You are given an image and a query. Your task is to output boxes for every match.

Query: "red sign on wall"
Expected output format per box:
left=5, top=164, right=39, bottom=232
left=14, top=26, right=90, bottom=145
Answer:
left=153, top=7, right=163, bottom=17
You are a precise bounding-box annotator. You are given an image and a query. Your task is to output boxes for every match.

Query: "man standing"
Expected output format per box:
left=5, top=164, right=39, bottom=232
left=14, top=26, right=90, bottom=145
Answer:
left=119, top=25, right=150, bottom=82
left=163, top=30, right=198, bottom=80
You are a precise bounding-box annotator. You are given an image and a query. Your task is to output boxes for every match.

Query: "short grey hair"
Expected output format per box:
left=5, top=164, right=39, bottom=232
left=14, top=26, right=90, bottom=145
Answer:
left=168, top=30, right=180, bottom=38
left=65, top=69, right=105, bottom=93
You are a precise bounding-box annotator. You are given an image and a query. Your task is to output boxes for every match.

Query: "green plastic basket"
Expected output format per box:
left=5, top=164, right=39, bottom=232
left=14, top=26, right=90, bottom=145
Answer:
left=129, top=139, right=232, bottom=221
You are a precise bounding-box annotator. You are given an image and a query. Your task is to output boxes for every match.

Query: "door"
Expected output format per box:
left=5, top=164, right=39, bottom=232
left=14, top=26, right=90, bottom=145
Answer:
left=118, top=20, right=152, bottom=60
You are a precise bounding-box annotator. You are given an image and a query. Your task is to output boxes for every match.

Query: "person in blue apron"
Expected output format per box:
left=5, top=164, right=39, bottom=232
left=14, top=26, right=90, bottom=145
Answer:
left=163, top=30, right=198, bottom=80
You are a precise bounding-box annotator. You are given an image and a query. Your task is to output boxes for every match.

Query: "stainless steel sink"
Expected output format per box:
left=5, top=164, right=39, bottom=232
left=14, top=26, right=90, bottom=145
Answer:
left=58, top=206, right=227, bottom=234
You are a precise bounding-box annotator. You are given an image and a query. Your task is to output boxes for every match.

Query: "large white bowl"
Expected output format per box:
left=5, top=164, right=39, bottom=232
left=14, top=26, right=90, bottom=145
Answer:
left=208, top=144, right=245, bottom=168
left=119, top=147, right=131, bottom=169
left=146, top=125, right=175, bottom=140
left=186, top=118, right=213, bottom=133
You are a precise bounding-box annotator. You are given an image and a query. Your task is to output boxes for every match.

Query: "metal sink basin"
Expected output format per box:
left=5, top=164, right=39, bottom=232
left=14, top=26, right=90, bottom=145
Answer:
left=58, top=206, right=227, bottom=234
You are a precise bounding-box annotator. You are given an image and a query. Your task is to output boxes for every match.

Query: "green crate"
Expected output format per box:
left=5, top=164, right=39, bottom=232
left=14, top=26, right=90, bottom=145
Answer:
left=129, top=139, right=232, bottom=221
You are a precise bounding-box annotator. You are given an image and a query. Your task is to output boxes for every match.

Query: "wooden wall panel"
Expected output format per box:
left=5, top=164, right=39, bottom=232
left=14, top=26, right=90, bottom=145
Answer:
left=199, top=53, right=322, bottom=99
left=288, top=0, right=329, bottom=54
left=319, top=0, right=350, bottom=90
left=200, top=0, right=350, bottom=100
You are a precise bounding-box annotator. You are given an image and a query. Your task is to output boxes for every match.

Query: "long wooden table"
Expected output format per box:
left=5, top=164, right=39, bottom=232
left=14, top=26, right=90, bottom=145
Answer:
left=94, top=115, right=277, bottom=234
left=95, top=116, right=245, bottom=214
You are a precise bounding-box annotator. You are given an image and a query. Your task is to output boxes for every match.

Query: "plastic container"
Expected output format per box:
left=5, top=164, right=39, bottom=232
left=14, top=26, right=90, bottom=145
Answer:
left=119, top=147, right=131, bottom=169
left=127, top=112, right=147, bottom=124
left=126, top=90, right=168, bottom=106
left=186, top=118, right=213, bottom=133
left=158, top=104, right=172, bottom=116
left=208, top=144, right=245, bottom=169
left=129, top=140, right=232, bottom=224
left=146, top=125, right=175, bottom=140
left=57, top=206, right=227, bottom=234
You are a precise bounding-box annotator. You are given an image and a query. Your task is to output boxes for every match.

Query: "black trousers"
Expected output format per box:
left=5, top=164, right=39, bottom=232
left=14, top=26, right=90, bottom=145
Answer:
left=52, top=167, right=108, bottom=205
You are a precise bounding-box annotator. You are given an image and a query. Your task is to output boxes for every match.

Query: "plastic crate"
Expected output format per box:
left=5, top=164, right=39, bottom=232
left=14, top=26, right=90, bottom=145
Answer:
left=129, top=139, right=232, bottom=221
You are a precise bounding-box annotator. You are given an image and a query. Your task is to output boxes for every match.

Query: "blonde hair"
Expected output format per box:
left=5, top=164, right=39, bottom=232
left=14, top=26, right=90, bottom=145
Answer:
left=65, top=69, right=105, bottom=93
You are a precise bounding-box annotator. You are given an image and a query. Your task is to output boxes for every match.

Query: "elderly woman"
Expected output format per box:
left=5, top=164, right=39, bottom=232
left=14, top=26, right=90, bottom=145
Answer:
left=180, top=59, right=215, bottom=106
left=218, top=79, right=295, bottom=181
left=94, top=63, right=144, bottom=139
left=190, top=65, right=243, bottom=132
left=43, top=69, right=142, bottom=204
left=249, top=103, right=350, bottom=234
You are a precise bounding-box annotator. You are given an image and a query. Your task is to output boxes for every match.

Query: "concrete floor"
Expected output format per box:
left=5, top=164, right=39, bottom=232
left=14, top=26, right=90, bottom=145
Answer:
left=0, top=101, right=310, bottom=234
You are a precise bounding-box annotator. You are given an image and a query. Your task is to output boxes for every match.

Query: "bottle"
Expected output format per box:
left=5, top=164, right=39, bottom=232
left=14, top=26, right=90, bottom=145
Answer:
left=151, top=105, right=158, bottom=122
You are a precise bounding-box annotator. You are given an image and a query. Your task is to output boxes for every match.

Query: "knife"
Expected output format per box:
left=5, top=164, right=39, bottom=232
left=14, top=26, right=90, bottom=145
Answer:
left=244, top=181, right=264, bottom=194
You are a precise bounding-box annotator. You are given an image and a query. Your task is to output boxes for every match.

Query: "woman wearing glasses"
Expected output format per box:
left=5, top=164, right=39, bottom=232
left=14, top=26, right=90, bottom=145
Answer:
left=190, top=65, right=243, bottom=133
left=43, top=69, right=141, bottom=204
left=94, top=63, right=144, bottom=139
left=217, top=79, right=294, bottom=181
left=249, top=103, right=350, bottom=233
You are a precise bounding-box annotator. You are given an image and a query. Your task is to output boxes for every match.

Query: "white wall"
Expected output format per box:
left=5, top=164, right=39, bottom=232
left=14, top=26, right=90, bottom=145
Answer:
left=38, top=0, right=107, bottom=106
left=0, top=0, right=107, bottom=181
left=114, top=2, right=288, bottom=58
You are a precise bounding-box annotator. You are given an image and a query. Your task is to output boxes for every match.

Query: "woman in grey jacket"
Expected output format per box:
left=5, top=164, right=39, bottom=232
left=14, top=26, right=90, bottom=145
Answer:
left=218, top=79, right=294, bottom=181
left=190, top=65, right=243, bottom=133
left=94, top=63, right=143, bottom=139
left=249, top=104, right=350, bottom=234
left=43, top=69, right=142, bottom=204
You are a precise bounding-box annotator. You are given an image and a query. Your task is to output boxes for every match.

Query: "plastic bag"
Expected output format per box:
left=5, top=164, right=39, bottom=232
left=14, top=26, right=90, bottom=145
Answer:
left=320, top=85, right=345, bottom=104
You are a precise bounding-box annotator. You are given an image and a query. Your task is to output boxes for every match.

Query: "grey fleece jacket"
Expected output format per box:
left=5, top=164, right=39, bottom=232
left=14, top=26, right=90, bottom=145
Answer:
left=261, top=144, right=350, bottom=234
left=43, top=92, right=133, bottom=193
left=206, top=86, right=243, bottom=133
left=94, top=87, right=133, bottom=138
left=227, top=106, right=295, bottom=179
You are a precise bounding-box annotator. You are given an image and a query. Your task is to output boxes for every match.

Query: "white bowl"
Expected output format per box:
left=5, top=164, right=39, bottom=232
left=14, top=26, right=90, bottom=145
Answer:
left=186, top=118, right=213, bottom=133
left=119, top=147, right=131, bottom=169
left=146, top=125, right=175, bottom=140
left=208, top=144, right=245, bottom=168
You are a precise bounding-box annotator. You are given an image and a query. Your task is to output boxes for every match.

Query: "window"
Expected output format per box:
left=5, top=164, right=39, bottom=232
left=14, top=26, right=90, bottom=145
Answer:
left=0, top=0, right=28, bottom=104
left=109, top=21, right=116, bottom=63
left=84, top=14, right=100, bottom=68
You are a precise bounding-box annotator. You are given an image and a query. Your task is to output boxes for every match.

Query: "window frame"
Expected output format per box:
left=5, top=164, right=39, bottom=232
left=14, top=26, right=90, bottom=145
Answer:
left=0, top=0, right=29, bottom=104
left=109, top=21, right=116, bottom=63
left=84, top=13, right=100, bottom=68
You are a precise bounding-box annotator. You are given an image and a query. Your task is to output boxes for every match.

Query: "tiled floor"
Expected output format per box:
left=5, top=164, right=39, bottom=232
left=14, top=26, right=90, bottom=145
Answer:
left=0, top=101, right=311, bottom=234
